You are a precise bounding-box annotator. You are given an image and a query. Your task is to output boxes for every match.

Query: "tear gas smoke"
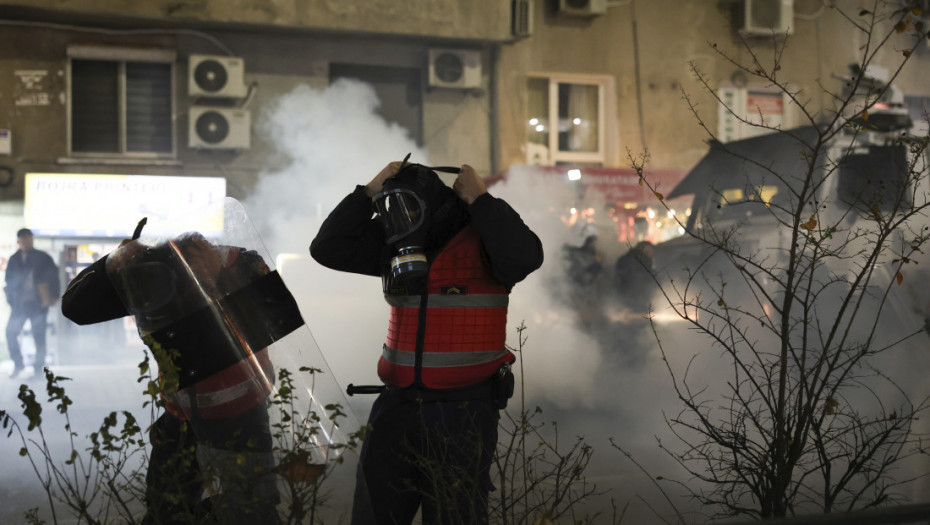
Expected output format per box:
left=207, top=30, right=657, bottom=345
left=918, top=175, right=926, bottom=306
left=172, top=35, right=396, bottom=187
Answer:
left=247, top=78, right=429, bottom=255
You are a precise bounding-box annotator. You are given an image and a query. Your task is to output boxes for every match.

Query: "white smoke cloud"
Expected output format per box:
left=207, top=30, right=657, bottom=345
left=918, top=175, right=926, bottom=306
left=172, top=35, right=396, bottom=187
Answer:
left=488, top=166, right=613, bottom=409
left=245, top=79, right=429, bottom=255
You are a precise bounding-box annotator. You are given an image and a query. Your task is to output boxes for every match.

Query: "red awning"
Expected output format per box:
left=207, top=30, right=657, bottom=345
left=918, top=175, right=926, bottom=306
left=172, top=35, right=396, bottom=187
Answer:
left=491, top=165, right=689, bottom=204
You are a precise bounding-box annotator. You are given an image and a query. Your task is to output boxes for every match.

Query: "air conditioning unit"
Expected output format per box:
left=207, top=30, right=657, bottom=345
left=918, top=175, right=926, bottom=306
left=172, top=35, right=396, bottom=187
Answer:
left=188, top=54, right=248, bottom=98
left=738, top=0, right=793, bottom=36
left=558, top=0, right=607, bottom=17
left=428, top=49, right=482, bottom=89
left=189, top=106, right=250, bottom=149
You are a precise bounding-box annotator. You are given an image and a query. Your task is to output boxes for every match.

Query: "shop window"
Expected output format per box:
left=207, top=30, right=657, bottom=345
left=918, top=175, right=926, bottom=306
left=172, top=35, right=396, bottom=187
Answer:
left=68, top=46, right=176, bottom=158
left=526, top=74, right=611, bottom=166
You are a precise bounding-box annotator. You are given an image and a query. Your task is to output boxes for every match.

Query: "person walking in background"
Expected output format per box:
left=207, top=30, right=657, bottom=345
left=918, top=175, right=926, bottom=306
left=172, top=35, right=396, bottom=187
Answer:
left=4, top=228, right=59, bottom=378
left=310, top=159, right=544, bottom=525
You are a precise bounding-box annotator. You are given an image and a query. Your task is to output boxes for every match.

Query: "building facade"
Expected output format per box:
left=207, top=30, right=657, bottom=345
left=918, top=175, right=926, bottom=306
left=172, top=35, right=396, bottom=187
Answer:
left=0, top=0, right=927, bottom=208
left=0, top=0, right=928, bottom=357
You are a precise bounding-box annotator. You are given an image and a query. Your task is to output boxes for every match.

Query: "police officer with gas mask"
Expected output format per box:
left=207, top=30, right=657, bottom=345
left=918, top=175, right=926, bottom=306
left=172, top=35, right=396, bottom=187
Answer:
left=310, top=158, right=543, bottom=525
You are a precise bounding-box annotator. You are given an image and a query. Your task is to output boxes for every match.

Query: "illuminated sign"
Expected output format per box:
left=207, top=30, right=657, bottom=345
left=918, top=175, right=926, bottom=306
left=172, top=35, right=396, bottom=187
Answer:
left=24, top=173, right=226, bottom=238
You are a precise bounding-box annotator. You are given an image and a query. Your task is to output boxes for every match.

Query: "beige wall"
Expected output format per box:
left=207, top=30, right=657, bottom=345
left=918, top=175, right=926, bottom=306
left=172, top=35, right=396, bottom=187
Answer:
left=0, top=0, right=512, bottom=41
left=495, top=0, right=930, bottom=173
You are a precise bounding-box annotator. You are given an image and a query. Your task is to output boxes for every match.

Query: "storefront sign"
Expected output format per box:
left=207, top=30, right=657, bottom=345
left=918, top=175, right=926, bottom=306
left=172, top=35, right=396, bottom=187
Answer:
left=24, top=173, right=226, bottom=238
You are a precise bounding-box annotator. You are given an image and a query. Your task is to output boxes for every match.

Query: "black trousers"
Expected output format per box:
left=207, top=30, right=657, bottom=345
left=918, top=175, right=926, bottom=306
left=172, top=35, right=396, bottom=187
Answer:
left=142, top=404, right=276, bottom=525
left=351, top=388, right=499, bottom=525
left=143, top=412, right=202, bottom=525
left=5, top=303, right=48, bottom=371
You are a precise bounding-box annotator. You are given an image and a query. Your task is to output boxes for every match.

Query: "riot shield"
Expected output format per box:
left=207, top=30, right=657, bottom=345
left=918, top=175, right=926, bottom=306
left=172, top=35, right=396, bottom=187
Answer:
left=104, top=197, right=358, bottom=521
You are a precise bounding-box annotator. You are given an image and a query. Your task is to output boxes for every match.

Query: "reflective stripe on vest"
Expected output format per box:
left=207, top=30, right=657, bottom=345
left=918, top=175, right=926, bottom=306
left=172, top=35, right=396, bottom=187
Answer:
left=382, top=344, right=511, bottom=368
left=379, top=226, right=513, bottom=389
left=169, top=347, right=274, bottom=420
left=385, top=294, right=509, bottom=309
left=147, top=248, right=281, bottom=420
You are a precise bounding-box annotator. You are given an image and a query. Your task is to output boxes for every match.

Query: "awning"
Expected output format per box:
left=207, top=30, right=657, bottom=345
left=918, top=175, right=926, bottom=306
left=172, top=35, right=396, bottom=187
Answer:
left=667, top=126, right=823, bottom=199
left=493, top=165, right=688, bottom=204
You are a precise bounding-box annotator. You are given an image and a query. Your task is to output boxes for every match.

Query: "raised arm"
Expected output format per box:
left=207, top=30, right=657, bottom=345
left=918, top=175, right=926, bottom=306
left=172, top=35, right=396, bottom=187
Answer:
left=61, top=255, right=129, bottom=325
left=454, top=165, right=544, bottom=287
left=309, top=185, right=387, bottom=277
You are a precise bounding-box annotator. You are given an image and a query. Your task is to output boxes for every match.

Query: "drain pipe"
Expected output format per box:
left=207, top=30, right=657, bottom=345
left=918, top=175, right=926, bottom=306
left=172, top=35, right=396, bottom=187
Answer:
left=489, top=43, right=501, bottom=175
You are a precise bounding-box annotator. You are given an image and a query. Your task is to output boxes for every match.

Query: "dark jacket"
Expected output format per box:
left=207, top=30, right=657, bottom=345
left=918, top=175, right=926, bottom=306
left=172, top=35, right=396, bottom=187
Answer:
left=5, top=248, right=59, bottom=309
left=60, top=255, right=130, bottom=325
left=309, top=185, right=544, bottom=288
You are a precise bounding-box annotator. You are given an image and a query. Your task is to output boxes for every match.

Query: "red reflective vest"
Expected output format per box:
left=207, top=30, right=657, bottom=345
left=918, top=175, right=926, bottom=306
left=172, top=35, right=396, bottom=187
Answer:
left=378, top=226, right=514, bottom=389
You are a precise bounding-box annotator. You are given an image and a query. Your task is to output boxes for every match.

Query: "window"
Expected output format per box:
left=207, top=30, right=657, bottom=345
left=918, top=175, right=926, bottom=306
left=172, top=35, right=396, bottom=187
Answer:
left=712, top=185, right=781, bottom=222
left=68, top=46, right=176, bottom=159
left=526, top=74, right=612, bottom=166
left=719, top=185, right=780, bottom=207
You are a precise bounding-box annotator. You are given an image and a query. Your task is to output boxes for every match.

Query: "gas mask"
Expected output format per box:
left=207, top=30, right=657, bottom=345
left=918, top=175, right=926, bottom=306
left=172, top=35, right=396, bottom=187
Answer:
left=373, top=184, right=429, bottom=282
left=372, top=160, right=462, bottom=284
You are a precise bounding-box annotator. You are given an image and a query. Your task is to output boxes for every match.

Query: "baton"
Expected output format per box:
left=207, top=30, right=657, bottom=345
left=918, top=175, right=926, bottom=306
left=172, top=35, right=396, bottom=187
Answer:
left=346, top=384, right=386, bottom=396
left=131, top=217, right=148, bottom=240
left=399, top=152, right=411, bottom=171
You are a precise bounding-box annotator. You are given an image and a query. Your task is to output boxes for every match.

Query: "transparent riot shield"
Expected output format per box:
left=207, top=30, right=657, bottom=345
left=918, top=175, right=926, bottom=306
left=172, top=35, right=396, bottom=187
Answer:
left=104, top=197, right=359, bottom=522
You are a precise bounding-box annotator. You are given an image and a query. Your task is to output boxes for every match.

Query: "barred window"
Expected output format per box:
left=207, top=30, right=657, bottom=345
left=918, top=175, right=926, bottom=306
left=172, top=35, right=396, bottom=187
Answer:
left=68, top=46, right=176, bottom=158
